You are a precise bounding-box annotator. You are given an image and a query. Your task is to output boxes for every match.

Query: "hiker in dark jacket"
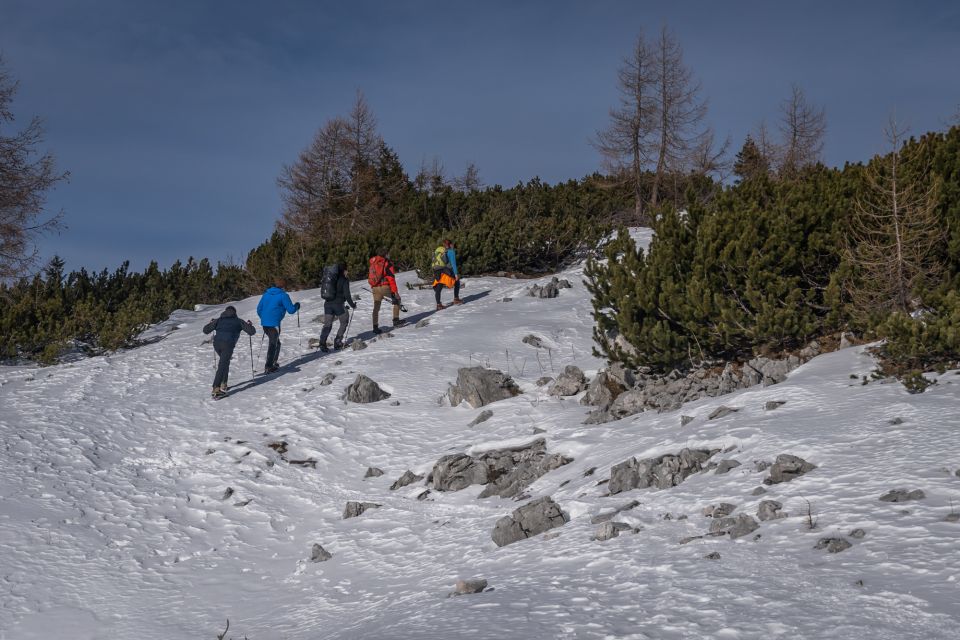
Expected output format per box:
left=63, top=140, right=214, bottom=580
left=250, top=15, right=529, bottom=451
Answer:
left=319, top=264, right=357, bottom=352
left=203, top=305, right=256, bottom=398
left=256, top=278, right=300, bottom=374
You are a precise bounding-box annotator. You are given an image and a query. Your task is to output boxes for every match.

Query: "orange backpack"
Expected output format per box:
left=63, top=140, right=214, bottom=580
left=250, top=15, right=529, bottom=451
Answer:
left=368, top=256, right=390, bottom=287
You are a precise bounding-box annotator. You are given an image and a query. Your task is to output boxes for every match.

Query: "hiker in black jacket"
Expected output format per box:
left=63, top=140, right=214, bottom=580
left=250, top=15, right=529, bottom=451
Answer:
left=203, top=305, right=256, bottom=398
left=319, top=264, right=357, bottom=352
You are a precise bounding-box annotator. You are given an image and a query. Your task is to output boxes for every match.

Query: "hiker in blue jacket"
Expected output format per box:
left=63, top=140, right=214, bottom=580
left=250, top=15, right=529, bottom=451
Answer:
left=256, top=278, right=300, bottom=373
left=432, top=239, right=462, bottom=309
left=203, top=306, right=256, bottom=398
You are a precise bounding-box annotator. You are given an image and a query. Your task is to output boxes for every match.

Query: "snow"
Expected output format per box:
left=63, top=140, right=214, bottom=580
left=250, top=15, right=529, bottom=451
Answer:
left=2, top=230, right=960, bottom=639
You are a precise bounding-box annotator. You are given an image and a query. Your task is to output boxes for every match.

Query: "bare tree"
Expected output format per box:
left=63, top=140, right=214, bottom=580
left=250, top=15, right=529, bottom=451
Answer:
left=649, top=26, right=710, bottom=209
left=452, top=162, right=483, bottom=193
left=592, top=33, right=658, bottom=221
left=0, top=57, right=68, bottom=279
left=845, top=118, right=943, bottom=318
left=415, top=155, right=446, bottom=195
left=777, top=85, right=826, bottom=178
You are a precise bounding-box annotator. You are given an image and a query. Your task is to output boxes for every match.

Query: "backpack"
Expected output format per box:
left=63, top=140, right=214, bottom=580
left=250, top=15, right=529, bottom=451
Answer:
left=368, top=256, right=389, bottom=287
left=320, top=265, right=340, bottom=301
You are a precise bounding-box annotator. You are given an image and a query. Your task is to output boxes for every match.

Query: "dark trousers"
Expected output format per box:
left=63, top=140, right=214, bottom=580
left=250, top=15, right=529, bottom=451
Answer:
left=433, top=269, right=460, bottom=305
left=319, top=301, right=349, bottom=345
left=264, top=326, right=281, bottom=368
left=213, top=341, right=235, bottom=388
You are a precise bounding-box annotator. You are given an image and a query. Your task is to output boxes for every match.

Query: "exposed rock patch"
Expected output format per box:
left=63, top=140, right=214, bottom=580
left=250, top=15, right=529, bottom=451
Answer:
left=592, top=521, right=634, bottom=541
left=710, top=514, right=760, bottom=539
left=702, top=503, right=737, bottom=518
left=448, top=367, right=520, bottom=408
left=449, top=578, right=488, bottom=597
left=342, top=501, right=381, bottom=519
left=590, top=499, right=640, bottom=524
left=879, top=489, right=925, bottom=502
left=364, top=466, right=384, bottom=479
left=522, top=335, right=545, bottom=348
left=468, top=409, right=494, bottom=427
left=390, top=470, right=424, bottom=490
left=491, top=496, right=569, bottom=547
left=814, top=537, right=852, bottom=553
left=550, top=365, right=587, bottom=397
left=715, top=459, right=742, bottom=475
left=764, top=454, right=817, bottom=484
left=310, top=543, right=332, bottom=562
left=344, top=374, right=390, bottom=403
left=608, top=448, right=717, bottom=495
left=757, top=500, right=787, bottom=521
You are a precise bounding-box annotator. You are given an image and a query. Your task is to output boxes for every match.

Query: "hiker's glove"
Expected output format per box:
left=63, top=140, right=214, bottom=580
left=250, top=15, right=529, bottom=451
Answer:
left=392, top=294, right=401, bottom=305
left=294, top=302, right=301, bottom=310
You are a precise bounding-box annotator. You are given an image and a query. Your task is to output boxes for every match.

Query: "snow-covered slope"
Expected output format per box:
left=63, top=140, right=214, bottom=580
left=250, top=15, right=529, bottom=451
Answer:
left=2, top=234, right=959, bottom=639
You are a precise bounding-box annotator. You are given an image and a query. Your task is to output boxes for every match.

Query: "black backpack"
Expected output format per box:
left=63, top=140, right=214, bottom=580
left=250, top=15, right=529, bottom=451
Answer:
left=320, top=265, right=340, bottom=301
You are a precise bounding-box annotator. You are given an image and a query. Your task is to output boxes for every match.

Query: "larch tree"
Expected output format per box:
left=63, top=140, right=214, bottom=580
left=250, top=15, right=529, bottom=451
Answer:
left=845, top=119, right=943, bottom=319
left=777, top=85, right=826, bottom=178
left=0, top=57, right=68, bottom=280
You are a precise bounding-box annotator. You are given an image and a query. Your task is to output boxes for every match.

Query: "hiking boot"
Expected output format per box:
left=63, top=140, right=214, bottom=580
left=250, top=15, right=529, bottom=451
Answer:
left=436, top=303, right=445, bottom=311
left=212, top=388, right=227, bottom=399
left=219, top=383, right=229, bottom=393
left=333, top=339, right=343, bottom=350
left=392, top=318, right=406, bottom=327
left=452, top=298, right=464, bottom=305
left=372, top=326, right=383, bottom=335
left=319, top=343, right=329, bottom=353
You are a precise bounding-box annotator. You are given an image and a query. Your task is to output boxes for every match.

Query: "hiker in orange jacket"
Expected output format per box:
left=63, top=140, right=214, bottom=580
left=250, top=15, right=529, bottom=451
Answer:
left=369, top=248, right=404, bottom=334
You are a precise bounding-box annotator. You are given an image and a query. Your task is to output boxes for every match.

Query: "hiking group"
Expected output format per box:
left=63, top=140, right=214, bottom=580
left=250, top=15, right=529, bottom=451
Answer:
left=203, top=241, right=463, bottom=399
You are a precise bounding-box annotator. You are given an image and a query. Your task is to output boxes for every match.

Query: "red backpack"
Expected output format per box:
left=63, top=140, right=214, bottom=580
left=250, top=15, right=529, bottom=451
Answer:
left=368, top=256, right=390, bottom=287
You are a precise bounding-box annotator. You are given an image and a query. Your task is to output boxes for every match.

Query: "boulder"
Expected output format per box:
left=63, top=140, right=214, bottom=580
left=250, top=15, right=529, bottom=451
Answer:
left=320, top=373, right=336, bottom=386
left=527, top=282, right=559, bottom=298
left=468, top=409, right=494, bottom=427
left=702, top=503, right=737, bottom=518
left=310, top=543, right=332, bottom=562
left=757, top=500, right=786, bottom=521
left=764, top=454, right=817, bottom=485
left=431, top=438, right=572, bottom=499
left=448, top=367, right=520, bottom=408
left=710, top=514, right=760, bottom=539
left=751, top=486, right=767, bottom=496
left=814, top=537, right=852, bottom=553
left=522, top=334, right=545, bottom=348
left=390, top=470, right=424, bottom=490
left=704, top=552, right=722, bottom=560
left=708, top=405, right=739, bottom=420
left=680, top=415, right=695, bottom=427
left=491, top=496, right=569, bottom=547
left=764, top=400, right=786, bottom=411
left=550, top=365, right=587, bottom=397
left=364, top=466, right=384, bottom=478
left=592, top=521, right=633, bottom=541
left=342, top=501, right=381, bottom=519
left=535, top=376, right=554, bottom=387
left=849, top=528, right=867, bottom=539
left=555, top=277, right=572, bottom=289
left=608, top=448, right=716, bottom=495
left=879, top=489, right=926, bottom=502
left=580, top=372, right=627, bottom=409
left=715, top=459, right=742, bottom=475
left=450, top=578, right=488, bottom=597
left=344, top=374, right=391, bottom=404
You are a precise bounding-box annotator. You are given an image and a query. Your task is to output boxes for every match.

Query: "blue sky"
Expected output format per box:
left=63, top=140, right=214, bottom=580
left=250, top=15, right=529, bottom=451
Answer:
left=2, top=0, right=958, bottom=272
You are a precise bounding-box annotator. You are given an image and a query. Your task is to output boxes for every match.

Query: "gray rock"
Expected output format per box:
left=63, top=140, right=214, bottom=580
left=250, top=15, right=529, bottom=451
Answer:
left=609, top=448, right=716, bottom=495
left=522, top=334, right=545, bottom=348
left=580, top=372, right=627, bottom=409
left=716, top=459, right=742, bottom=475
left=527, top=282, right=559, bottom=298
left=754, top=460, right=772, bottom=472
left=501, top=297, right=513, bottom=302
left=708, top=405, right=739, bottom=420
left=532, top=427, right=546, bottom=434
left=799, top=340, right=821, bottom=359
left=344, top=374, right=391, bottom=403
left=680, top=415, right=695, bottom=427
left=849, top=528, right=867, bottom=539
left=839, top=332, right=855, bottom=349
left=879, top=489, right=926, bottom=502
left=704, top=551, right=722, bottom=560
left=416, top=490, right=431, bottom=501
left=945, top=513, right=960, bottom=522
left=468, top=409, right=494, bottom=427
left=710, top=514, right=760, bottom=539
left=431, top=438, right=571, bottom=499
left=536, top=376, right=554, bottom=386
left=764, top=454, right=817, bottom=485
left=491, top=496, right=569, bottom=547
left=888, top=417, right=904, bottom=425
left=814, top=537, right=852, bottom=553
left=592, top=521, right=632, bottom=541
left=751, top=486, right=767, bottom=496
left=764, top=400, right=786, bottom=411
left=221, top=487, right=234, bottom=500
left=550, top=365, right=587, bottom=397
left=351, top=339, right=368, bottom=351
left=703, top=503, right=737, bottom=518
left=342, top=501, right=381, bottom=519
left=415, top=318, right=430, bottom=328
left=364, top=466, right=384, bottom=478
left=555, top=277, right=572, bottom=289
left=757, top=500, right=786, bottom=521
left=320, top=373, right=336, bottom=386
left=389, top=400, right=400, bottom=406
left=448, top=367, right=521, bottom=408
left=311, top=543, right=332, bottom=562
left=590, top=499, right=640, bottom=524
left=390, top=470, right=424, bottom=490
left=450, top=578, right=488, bottom=596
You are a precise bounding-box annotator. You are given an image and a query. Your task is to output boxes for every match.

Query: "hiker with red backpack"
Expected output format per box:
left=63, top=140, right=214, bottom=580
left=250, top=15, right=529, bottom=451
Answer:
left=432, top=239, right=462, bottom=310
left=318, top=263, right=356, bottom=352
left=368, top=248, right=405, bottom=334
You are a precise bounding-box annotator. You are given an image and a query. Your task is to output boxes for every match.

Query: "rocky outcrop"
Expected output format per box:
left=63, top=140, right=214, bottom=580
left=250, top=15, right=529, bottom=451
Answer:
left=522, top=335, right=545, bottom=348
left=491, top=496, right=569, bottom=547
left=448, top=367, right=520, bottom=408
left=527, top=277, right=572, bottom=299
left=364, top=466, right=384, bottom=478
left=764, top=454, right=817, bottom=485
left=715, top=459, right=742, bottom=475
left=390, top=470, right=424, bottom=490
left=814, top=537, right=852, bottom=553
left=449, top=578, right=488, bottom=597
left=431, top=438, right=572, bottom=499
left=879, top=489, right=926, bottom=502
left=549, top=365, right=587, bottom=396
left=580, top=372, right=627, bottom=409
left=757, top=500, right=787, bottom=521
left=608, top=448, right=717, bottom=495
left=344, top=374, right=390, bottom=403
left=342, top=501, right=381, bottom=519
left=592, top=521, right=635, bottom=541
left=702, top=503, right=737, bottom=518
left=709, top=514, right=759, bottom=539
left=310, top=543, right=332, bottom=562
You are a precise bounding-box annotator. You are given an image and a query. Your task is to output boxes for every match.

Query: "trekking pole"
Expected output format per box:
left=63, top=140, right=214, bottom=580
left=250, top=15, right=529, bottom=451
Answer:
left=248, top=335, right=254, bottom=379
left=297, top=309, right=301, bottom=348
left=256, top=332, right=265, bottom=369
